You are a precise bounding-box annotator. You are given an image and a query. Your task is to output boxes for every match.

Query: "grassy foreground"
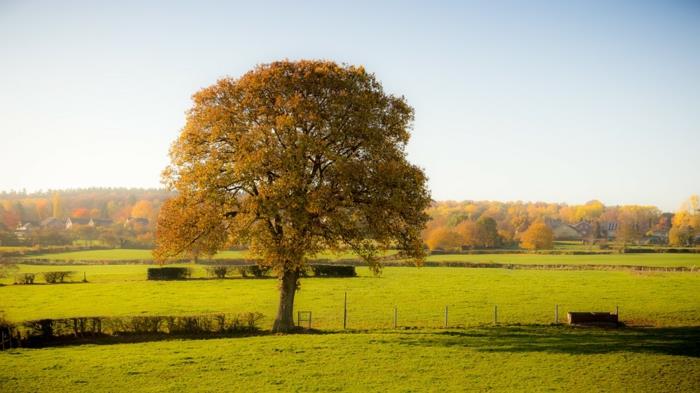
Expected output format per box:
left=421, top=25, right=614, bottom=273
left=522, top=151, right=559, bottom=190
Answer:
left=2, top=266, right=698, bottom=327
left=1, top=259, right=697, bottom=392
left=1, top=326, right=698, bottom=392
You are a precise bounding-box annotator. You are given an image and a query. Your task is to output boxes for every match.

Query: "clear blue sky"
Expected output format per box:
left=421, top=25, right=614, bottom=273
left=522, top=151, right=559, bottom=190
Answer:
left=0, top=0, right=698, bottom=211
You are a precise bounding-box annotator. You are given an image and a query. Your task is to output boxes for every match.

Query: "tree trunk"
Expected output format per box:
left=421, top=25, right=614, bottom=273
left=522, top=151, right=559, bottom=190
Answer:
left=272, top=268, right=299, bottom=333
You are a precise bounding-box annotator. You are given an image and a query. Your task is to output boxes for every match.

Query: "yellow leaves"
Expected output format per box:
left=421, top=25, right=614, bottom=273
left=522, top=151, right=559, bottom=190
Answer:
left=130, top=200, right=153, bottom=219
left=455, top=220, right=477, bottom=246
left=519, top=221, right=553, bottom=250
left=425, top=227, right=462, bottom=251
left=669, top=195, right=700, bottom=246
left=155, top=59, right=430, bottom=272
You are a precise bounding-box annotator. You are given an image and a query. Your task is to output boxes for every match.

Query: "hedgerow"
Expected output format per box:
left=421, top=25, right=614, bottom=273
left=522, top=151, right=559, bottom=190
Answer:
left=3, top=312, right=264, bottom=349
left=147, top=267, right=191, bottom=280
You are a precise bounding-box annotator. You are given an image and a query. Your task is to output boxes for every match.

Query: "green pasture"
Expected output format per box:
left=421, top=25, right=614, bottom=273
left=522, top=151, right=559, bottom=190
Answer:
left=1, top=326, right=698, bottom=393
left=21, top=249, right=366, bottom=261
left=21, top=249, right=244, bottom=261
left=2, top=257, right=698, bottom=392
left=0, top=246, right=33, bottom=252
left=18, top=248, right=700, bottom=268
left=1, top=266, right=698, bottom=327
left=426, top=253, right=700, bottom=268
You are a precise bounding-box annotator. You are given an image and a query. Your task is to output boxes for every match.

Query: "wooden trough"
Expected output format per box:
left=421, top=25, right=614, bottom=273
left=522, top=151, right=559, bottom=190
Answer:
left=567, top=312, right=619, bottom=327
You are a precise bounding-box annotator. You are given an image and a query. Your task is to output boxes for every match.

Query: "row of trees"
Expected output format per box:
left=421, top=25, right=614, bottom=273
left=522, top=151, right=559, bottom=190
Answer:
left=422, top=197, right=698, bottom=250
left=10, top=224, right=154, bottom=248
left=0, top=189, right=173, bottom=247
left=424, top=214, right=554, bottom=251
left=669, top=196, right=700, bottom=246
left=3, top=189, right=697, bottom=250
left=0, top=188, right=171, bottom=227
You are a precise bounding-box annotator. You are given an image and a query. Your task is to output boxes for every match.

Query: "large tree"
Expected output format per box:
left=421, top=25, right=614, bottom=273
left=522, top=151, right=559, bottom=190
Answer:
left=154, top=60, right=431, bottom=332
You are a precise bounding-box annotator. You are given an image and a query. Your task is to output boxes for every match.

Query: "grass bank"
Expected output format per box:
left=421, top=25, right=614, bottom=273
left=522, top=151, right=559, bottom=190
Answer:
left=1, top=326, right=698, bottom=392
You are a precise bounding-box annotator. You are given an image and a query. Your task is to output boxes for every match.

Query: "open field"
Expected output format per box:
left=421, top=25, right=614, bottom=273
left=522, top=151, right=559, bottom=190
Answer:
left=1, top=326, right=698, bottom=393
left=20, top=249, right=246, bottom=261
left=424, top=253, right=700, bottom=268
left=2, top=266, right=698, bottom=327
left=0, top=246, right=33, bottom=252
left=20, top=249, right=367, bottom=261
left=16, top=248, right=700, bottom=268
left=2, top=256, right=698, bottom=392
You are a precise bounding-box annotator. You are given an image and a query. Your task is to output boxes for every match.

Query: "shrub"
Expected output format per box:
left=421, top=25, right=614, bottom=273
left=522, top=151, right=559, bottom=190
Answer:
left=147, top=267, right=191, bottom=280
left=15, top=273, right=36, bottom=285
left=122, top=316, right=164, bottom=334
left=42, top=271, right=75, bottom=284
left=16, top=312, right=265, bottom=345
left=311, top=264, right=356, bottom=277
left=165, top=315, right=216, bottom=334
left=621, top=247, right=656, bottom=254
left=27, top=319, right=54, bottom=338
left=0, top=263, right=18, bottom=279
left=205, top=265, right=232, bottom=279
left=299, top=265, right=313, bottom=278
left=236, top=265, right=270, bottom=278
left=0, top=313, right=16, bottom=348
left=242, top=312, right=264, bottom=330
left=0, top=312, right=13, bottom=333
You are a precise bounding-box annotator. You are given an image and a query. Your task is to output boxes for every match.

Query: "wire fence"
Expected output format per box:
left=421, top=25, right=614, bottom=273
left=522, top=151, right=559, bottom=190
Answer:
left=291, top=292, right=622, bottom=330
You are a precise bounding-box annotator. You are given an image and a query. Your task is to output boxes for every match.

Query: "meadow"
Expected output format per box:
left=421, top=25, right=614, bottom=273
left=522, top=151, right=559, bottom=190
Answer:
left=1, top=326, right=698, bottom=392
left=18, top=248, right=700, bottom=268
left=2, top=254, right=698, bottom=392
left=424, top=252, right=700, bottom=268
left=2, top=265, right=698, bottom=327
left=21, top=249, right=362, bottom=261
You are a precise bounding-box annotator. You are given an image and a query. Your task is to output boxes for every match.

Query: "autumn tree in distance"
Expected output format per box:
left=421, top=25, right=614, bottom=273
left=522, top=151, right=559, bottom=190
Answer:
left=154, top=60, right=431, bottom=333
left=519, top=220, right=554, bottom=251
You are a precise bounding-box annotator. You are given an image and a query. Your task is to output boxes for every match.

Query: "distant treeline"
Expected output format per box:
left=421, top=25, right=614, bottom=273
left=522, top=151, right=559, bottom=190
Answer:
left=424, top=197, right=699, bottom=250
left=1, top=189, right=698, bottom=251
left=0, top=188, right=173, bottom=247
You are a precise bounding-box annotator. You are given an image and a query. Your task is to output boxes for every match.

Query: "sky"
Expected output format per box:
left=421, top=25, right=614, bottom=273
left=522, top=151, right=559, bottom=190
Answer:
left=0, top=0, right=698, bottom=211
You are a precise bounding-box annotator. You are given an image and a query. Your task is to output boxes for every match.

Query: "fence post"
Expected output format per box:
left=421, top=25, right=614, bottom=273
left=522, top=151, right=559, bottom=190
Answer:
left=1, top=331, right=5, bottom=351
left=555, top=304, right=559, bottom=324
left=494, top=305, right=498, bottom=325
left=343, top=291, right=347, bottom=330
left=393, top=306, right=398, bottom=329
left=444, top=305, right=449, bottom=328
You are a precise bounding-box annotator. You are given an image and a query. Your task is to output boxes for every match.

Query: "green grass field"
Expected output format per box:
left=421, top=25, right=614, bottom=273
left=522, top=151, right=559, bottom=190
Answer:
left=1, top=327, right=698, bottom=392
left=426, top=253, right=700, bottom=267
left=0, top=246, right=33, bottom=252
left=19, top=248, right=700, bottom=268
left=2, top=265, right=698, bottom=327
left=22, top=249, right=246, bottom=260
left=2, top=255, right=698, bottom=392
left=21, top=249, right=368, bottom=261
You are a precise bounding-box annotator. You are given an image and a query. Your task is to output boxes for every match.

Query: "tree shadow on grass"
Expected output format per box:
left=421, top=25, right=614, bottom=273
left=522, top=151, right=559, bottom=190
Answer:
left=389, top=325, right=700, bottom=358
left=12, top=331, right=271, bottom=349
left=7, top=325, right=699, bottom=358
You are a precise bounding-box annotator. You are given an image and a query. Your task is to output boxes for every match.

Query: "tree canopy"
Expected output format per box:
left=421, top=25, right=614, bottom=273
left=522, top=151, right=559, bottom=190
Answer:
left=154, top=60, right=431, bottom=332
